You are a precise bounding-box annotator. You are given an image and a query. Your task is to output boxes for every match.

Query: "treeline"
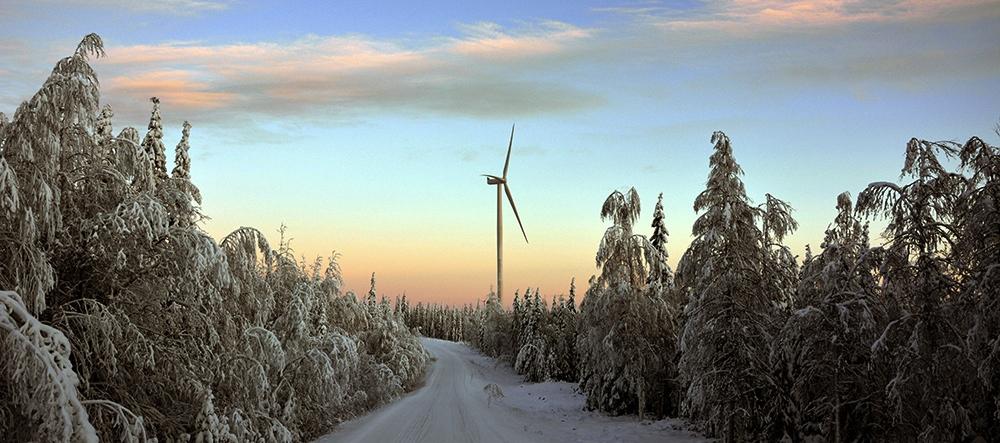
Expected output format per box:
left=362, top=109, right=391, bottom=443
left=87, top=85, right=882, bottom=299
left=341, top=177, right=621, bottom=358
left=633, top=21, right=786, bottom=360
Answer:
left=404, top=285, right=581, bottom=383
left=0, top=35, right=429, bottom=442
left=411, top=131, right=1000, bottom=441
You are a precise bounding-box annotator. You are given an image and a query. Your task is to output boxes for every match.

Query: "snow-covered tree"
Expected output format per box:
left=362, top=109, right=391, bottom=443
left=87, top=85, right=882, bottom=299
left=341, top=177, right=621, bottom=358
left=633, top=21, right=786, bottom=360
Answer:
left=578, top=188, right=678, bottom=418
left=858, top=137, right=979, bottom=440
left=172, top=121, right=192, bottom=180
left=141, top=97, right=168, bottom=182
left=548, top=280, right=579, bottom=382
left=594, top=188, right=648, bottom=287
left=770, top=192, right=885, bottom=441
left=515, top=289, right=548, bottom=381
left=0, top=291, right=98, bottom=442
left=676, top=131, right=793, bottom=439
left=475, top=289, right=509, bottom=358
left=95, top=104, right=113, bottom=144
left=648, top=193, right=672, bottom=286
left=0, top=34, right=104, bottom=314
left=955, top=134, right=1000, bottom=435
left=759, top=193, right=799, bottom=309
left=367, top=272, right=378, bottom=309
left=567, top=278, right=577, bottom=313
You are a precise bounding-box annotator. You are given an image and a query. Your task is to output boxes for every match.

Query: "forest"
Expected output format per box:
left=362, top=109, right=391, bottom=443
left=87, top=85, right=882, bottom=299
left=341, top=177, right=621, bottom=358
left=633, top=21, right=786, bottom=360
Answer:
left=404, top=112, right=1000, bottom=440
left=1, top=35, right=430, bottom=442
left=3, top=34, right=999, bottom=442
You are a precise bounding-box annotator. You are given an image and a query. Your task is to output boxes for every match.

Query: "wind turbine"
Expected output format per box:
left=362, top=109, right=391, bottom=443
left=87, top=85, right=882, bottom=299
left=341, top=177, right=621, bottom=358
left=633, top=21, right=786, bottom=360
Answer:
left=482, top=124, right=528, bottom=302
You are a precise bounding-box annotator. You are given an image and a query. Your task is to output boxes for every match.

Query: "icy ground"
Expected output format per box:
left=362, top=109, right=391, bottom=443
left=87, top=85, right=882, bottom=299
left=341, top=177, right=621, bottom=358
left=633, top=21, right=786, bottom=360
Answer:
left=314, top=338, right=706, bottom=443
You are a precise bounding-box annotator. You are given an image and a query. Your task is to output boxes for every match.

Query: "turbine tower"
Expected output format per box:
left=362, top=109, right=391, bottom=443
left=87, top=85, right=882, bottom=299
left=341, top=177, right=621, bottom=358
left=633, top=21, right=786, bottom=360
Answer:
left=482, top=124, right=528, bottom=302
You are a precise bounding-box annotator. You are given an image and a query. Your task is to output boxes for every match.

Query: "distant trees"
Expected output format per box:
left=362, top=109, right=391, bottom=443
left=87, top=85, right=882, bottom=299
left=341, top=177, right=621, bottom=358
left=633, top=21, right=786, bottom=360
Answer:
left=404, top=300, right=475, bottom=343
left=547, top=282, right=578, bottom=382
left=406, top=284, right=583, bottom=386
left=515, top=289, right=547, bottom=381
left=0, top=35, right=429, bottom=442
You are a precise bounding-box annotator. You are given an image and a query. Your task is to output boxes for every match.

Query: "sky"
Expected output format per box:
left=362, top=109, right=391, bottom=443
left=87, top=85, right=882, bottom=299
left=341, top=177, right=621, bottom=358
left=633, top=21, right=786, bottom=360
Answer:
left=1, top=0, right=998, bottom=306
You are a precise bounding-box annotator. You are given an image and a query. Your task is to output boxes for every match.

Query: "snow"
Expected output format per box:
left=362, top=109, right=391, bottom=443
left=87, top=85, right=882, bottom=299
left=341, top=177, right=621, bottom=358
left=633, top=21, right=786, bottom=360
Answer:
left=313, top=338, right=705, bottom=443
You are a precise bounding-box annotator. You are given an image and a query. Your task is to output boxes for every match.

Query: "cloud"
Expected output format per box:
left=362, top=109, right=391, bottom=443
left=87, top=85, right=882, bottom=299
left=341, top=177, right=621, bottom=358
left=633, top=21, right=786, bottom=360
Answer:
left=3, top=2, right=996, bottom=128
left=450, top=21, right=594, bottom=59
left=588, top=0, right=1000, bottom=93
left=50, top=0, right=232, bottom=15
left=106, top=70, right=236, bottom=109
left=95, top=22, right=602, bottom=123
left=776, top=45, right=1000, bottom=88
left=652, top=0, right=1000, bottom=32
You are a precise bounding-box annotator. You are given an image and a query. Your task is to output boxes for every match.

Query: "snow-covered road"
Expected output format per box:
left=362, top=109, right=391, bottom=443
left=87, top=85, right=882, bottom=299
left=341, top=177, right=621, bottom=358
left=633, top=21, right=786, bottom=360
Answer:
left=313, top=338, right=704, bottom=443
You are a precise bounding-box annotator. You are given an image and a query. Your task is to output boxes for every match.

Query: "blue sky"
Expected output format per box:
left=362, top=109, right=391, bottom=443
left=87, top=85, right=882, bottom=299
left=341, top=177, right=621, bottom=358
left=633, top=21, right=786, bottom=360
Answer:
left=1, top=0, right=998, bottom=305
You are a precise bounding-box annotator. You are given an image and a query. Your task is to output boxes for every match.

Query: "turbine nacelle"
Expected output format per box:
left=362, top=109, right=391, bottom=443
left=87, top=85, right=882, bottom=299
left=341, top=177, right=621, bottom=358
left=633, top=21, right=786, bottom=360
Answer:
left=483, top=174, right=504, bottom=185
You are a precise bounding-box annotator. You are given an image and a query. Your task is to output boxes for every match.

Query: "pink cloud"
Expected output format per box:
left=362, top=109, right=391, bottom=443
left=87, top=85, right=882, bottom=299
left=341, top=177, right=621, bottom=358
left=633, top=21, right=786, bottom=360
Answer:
left=93, top=23, right=601, bottom=119
left=106, top=37, right=427, bottom=72
left=106, top=70, right=236, bottom=110
left=449, top=21, right=592, bottom=59
left=54, top=0, right=231, bottom=15
left=658, top=0, right=1000, bottom=31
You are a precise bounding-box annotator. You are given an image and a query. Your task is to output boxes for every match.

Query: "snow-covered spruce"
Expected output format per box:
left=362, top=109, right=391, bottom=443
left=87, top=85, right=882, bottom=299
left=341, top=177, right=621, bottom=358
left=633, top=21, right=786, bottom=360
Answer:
left=674, top=132, right=796, bottom=440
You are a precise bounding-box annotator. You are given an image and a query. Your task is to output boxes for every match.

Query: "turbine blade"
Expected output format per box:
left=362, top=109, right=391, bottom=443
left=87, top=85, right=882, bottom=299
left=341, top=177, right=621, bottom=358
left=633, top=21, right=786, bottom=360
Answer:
left=502, top=124, right=514, bottom=179
left=504, top=183, right=528, bottom=243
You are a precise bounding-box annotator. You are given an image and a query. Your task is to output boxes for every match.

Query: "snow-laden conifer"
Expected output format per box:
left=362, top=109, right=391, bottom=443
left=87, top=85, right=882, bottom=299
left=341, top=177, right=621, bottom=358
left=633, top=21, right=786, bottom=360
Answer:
left=770, top=192, right=883, bottom=441
left=648, top=193, right=672, bottom=286
left=858, top=137, right=979, bottom=440
left=141, top=97, right=168, bottom=183
left=676, top=131, right=792, bottom=439
left=172, top=121, right=192, bottom=180
left=578, top=188, right=678, bottom=418
left=955, top=134, right=1000, bottom=431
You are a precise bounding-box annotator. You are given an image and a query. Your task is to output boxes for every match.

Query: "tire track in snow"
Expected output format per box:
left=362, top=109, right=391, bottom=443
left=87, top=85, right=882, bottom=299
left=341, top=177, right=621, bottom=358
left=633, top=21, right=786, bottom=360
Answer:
left=313, top=338, right=549, bottom=443
left=313, top=338, right=705, bottom=443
